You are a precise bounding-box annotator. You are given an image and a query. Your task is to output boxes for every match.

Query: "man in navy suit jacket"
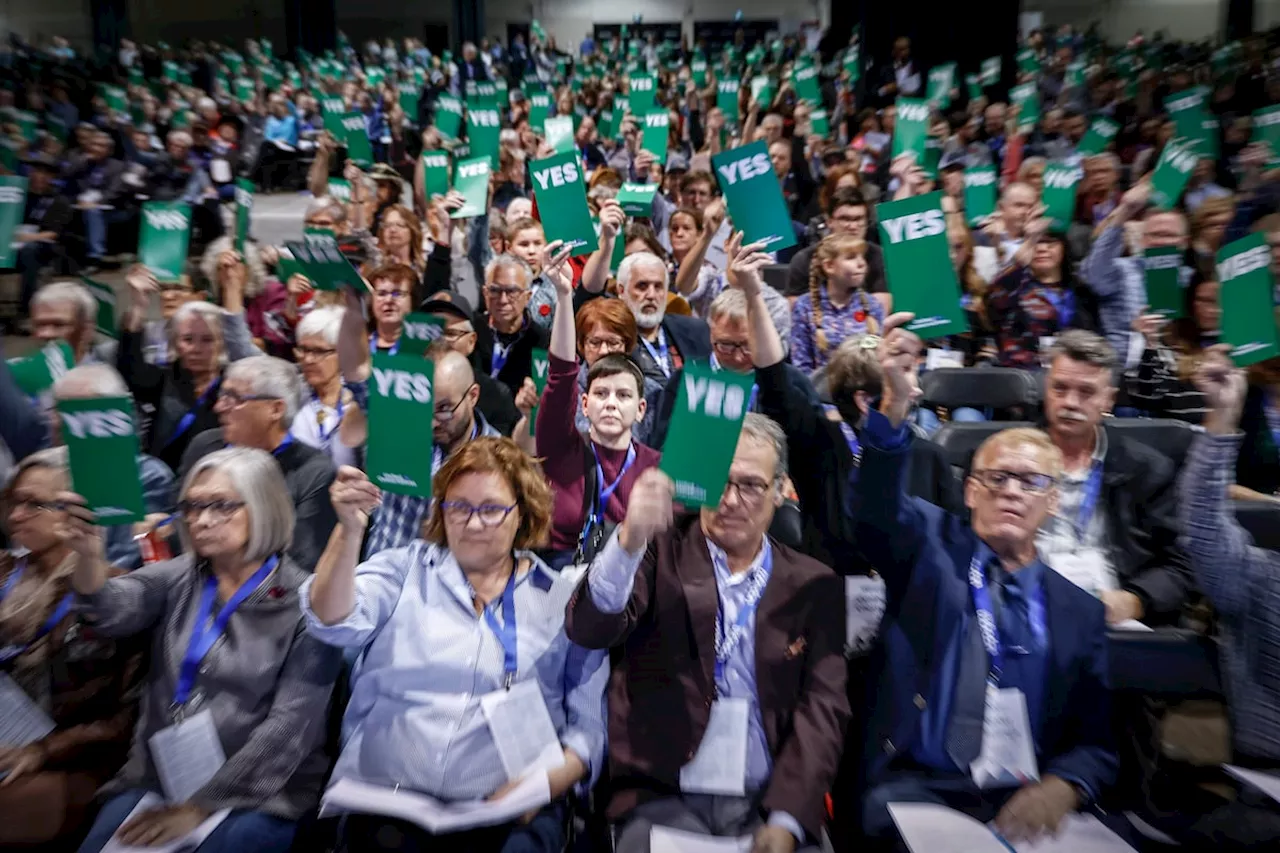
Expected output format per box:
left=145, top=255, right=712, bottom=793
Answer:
left=854, top=316, right=1117, bottom=847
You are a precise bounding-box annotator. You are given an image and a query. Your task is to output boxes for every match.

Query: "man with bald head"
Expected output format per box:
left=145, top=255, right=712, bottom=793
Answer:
left=974, top=182, right=1040, bottom=281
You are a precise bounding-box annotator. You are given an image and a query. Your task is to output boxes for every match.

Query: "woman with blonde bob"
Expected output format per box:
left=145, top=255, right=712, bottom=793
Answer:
left=304, top=438, right=609, bottom=853
left=66, top=448, right=344, bottom=853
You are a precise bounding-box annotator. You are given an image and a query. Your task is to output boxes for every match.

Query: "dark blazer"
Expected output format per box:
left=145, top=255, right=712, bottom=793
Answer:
left=854, top=421, right=1117, bottom=797
left=630, top=314, right=712, bottom=386
left=474, top=311, right=553, bottom=402
left=1235, top=384, right=1280, bottom=497
left=755, top=361, right=959, bottom=572
left=564, top=519, right=850, bottom=840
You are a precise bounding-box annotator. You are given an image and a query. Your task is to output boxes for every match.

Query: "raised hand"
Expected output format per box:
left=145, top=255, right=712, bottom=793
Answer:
left=1194, top=344, right=1247, bottom=435
left=724, top=231, right=772, bottom=298
left=597, top=199, right=626, bottom=241
left=877, top=312, right=924, bottom=426
left=330, top=466, right=382, bottom=531
left=618, top=469, right=676, bottom=553
left=541, top=240, right=574, bottom=296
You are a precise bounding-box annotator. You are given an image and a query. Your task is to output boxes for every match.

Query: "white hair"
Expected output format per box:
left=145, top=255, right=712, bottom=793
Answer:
left=32, top=281, right=96, bottom=328
left=199, top=236, right=268, bottom=300
left=197, top=97, right=217, bottom=113
left=170, top=302, right=228, bottom=366
left=484, top=253, right=533, bottom=288
left=179, top=447, right=294, bottom=563
left=305, top=195, right=348, bottom=223
left=708, top=288, right=748, bottom=325
left=225, top=356, right=303, bottom=424
left=53, top=363, right=130, bottom=400
left=167, top=129, right=193, bottom=147
left=296, top=306, right=344, bottom=346
left=616, top=251, right=668, bottom=291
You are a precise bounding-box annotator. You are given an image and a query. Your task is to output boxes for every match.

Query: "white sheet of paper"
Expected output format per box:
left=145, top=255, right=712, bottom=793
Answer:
left=649, top=825, right=753, bottom=853
left=1111, top=619, right=1153, bottom=632
left=320, top=772, right=551, bottom=833
left=209, top=160, right=233, bottom=183
left=679, top=697, right=748, bottom=796
left=99, top=792, right=230, bottom=853
left=0, top=673, right=56, bottom=747
left=1225, top=765, right=1280, bottom=804
left=1013, top=813, right=1138, bottom=853
left=1045, top=549, right=1113, bottom=596
left=845, top=575, right=887, bottom=656
left=888, top=803, right=1009, bottom=853
left=926, top=349, right=966, bottom=371
left=148, top=709, right=227, bottom=804
left=479, top=679, right=565, bottom=782
left=971, top=687, right=1040, bottom=789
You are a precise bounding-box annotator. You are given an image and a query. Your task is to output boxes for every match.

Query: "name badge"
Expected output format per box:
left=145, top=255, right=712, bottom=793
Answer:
left=479, top=679, right=564, bottom=782
left=679, top=697, right=749, bottom=796
left=970, top=686, right=1039, bottom=789
left=1046, top=548, right=1113, bottom=596
left=149, top=708, right=227, bottom=803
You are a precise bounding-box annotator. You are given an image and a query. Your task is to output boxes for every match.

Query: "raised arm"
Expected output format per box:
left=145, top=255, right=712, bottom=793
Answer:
left=308, top=132, right=335, bottom=198
left=337, top=287, right=372, bottom=383
left=580, top=200, right=624, bottom=295
left=1080, top=181, right=1148, bottom=298
left=304, top=466, right=386, bottom=632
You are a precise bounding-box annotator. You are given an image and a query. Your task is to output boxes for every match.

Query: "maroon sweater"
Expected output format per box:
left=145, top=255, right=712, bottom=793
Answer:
left=535, top=354, right=661, bottom=551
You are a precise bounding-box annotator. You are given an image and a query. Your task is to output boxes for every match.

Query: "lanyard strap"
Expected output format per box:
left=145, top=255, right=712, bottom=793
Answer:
left=640, top=328, right=671, bottom=378
left=162, top=376, right=221, bottom=450
left=491, top=340, right=513, bottom=378
left=479, top=569, right=518, bottom=689
left=713, top=542, right=772, bottom=682
left=0, top=594, right=73, bottom=663
left=592, top=442, right=636, bottom=526
left=174, top=555, right=279, bottom=707
left=314, top=393, right=345, bottom=444
left=968, top=554, right=1047, bottom=687
left=272, top=433, right=295, bottom=458
left=1073, top=462, right=1104, bottom=541
left=0, top=559, right=25, bottom=601
left=370, top=333, right=399, bottom=356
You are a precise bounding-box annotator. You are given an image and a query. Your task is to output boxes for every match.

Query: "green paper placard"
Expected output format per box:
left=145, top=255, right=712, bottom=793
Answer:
left=530, top=150, right=597, bottom=257
left=842, top=47, right=861, bottom=84
left=56, top=396, right=145, bottom=526
left=451, top=156, right=491, bottom=219
left=692, top=59, right=708, bottom=88
left=1017, top=48, right=1040, bottom=75
left=640, top=110, right=670, bottom=164
left=399, top=84, right=420, bottom=121
left=338, top=112, right=372, bottom=167
left=366, top=353, right=436, bottom=497
left=544, top=115, right=575, bottom=154
left=598, top=109, right=620, bottom=141
left=927, top=63, right=956, bottom=109
left=876, top=190, right=968, bottom=339
left=327, top=178, right=351, bottom=203
left=138, top=202, right=191, bottom=282
left=890, top=98, right=930, bottom=166
left=421, top=151, right=451, bottom=198
left=617, top=182, right=658, bottom=217
left=233, top=179, right=254, bottom=255
left=809, top=108, right=831, bottom=139
left=1010, top=82, right=1040, bottom=134
left=234, top=77, right=255, bottom=104
left=1078, top=117, right=1120, bottom=157
left=434, top=95, right=464, bottom=141
left=712, top=140, right=797, bottom=253
left=1251, top=105, right=1280, bottom=169
left=1217, top=233, right=1280, bottom=366
left=965, top=74, right=983, bottom=101
left=659, top=362, right=756, bottom=507
left=628, top=73, right=656, bottom=114
left=399, top=312, right=445, bottom=356
left=529, top=92, right=551, bottom=133
left=0, top=176, right=27, bottom=268
left=1041, top=162, right=1081, bottom=233
left=83, top=276, right=117, bottom=338
left=529, top=348, right=550, bottom=435
left=717, top=79, right=740, bottom=125
left=282, top=237, right=362, bottom=291
left=963, top=165, right=998, bottom=226
left=7, top=341, right=73, bottom=397
left=791, top=64, right=822, bottom=106
left=1150, top=138, right=1200, bottom=211
left=980, top=56, right=1001, bottom=86
left=1143, top=247, right=1184, bottom=318
left=466, top=101, right=502, bottom=168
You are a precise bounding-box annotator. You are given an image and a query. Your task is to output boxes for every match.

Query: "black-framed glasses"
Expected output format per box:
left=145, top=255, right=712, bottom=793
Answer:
left=721, top=478, right=771, bottom=506
left=374, top=289, right=409, bottom=301
left=971, top=469, right=1057, bottom=495
left=9, top=497, right=67, bottom=514
left=713, top=340, right=751, bottom=357
left=217, top=390, right=282, bottom=408
left=294, top=345, right=337, bottom=360
left=434, top=384, right=477, bottom=421
left=177, top=499, right=246, bottom=522
left=440, top=500, right=517, bottom=527
left=484, top=285, right=530, bottom=301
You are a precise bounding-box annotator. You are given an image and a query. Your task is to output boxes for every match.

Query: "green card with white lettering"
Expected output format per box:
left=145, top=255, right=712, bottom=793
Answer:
left=399, top=313, right=445, bottom=357
left=0, top=175, right=26, bottom=268
left=1252, top=105, right=1280, bottom=169
left=530, top=150, right=596, bottom=257
left=640, top=110, right=670, bottom=164
left=544, top=115, right=575, bottom=154
left=927, top=63, right=955, bottom=109
left=713, top=140, right=796, bottom=253
left=84, top=277, right=117, bottom=338
left=434, top=94, right=464, bottom=141
left=1010, top=82, right=1040, bottom=134
left=1078, top=117, right=1120, bottom=157
left=138, top=201, right=191, bottom=282
left=963, top=165, right=998, bottom=226
left=233, top=178, right=254, bottom=255
left=366, top=353, right=436, bottom=498
left=338, top=112, right=372, bottom=167
left=398, top=84, right=420, bottom=122
left=528, top=92, right=551, bottom=133
left=1150, top=138, right=1200, bottom=210
left=451, top=156, right=491, bottom=219
left=529, top=348, right=550, bottom=435
left=628, top=73, right=656, bottom=114
left=890, top=98, right=930, bottom=166
left=617, top=182, right=658, bottom=217
left=1165, top=89, right=1218, bottom=160
left=876, top=191, right=967, bottom=339
left=810, top=108, right=830, bottom=138
left=1041, top=162, right=1081, bottom=233
left=659, top=362, right=756, bottom=507
left=327, top=178, right=352, bottom=203
left=466, top=100, right=502, bottom=168
left=1143, top=247, right=1184, bottom=318
left=980, top=56, right=1001, bottom=86
left=282, top=238, right=362, bottom=291
left=6, top=341, right=73, bottom=397
left=57, top=397, right=145, bottom=526
left=791, top=64, right=822, bottom=106
left=421, top=151, right=451, bottom=198
left=1217, top=233, right=1279, bottom=366
left=717, top=79, right=740, bottom=125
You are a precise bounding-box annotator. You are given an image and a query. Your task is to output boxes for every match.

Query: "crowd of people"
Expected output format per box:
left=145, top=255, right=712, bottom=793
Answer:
left=0, top=17, right=1279, bottom=853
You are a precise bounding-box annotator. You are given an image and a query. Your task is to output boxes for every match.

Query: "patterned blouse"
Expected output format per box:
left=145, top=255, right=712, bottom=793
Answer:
left=790, top=285, right=886, bottom=373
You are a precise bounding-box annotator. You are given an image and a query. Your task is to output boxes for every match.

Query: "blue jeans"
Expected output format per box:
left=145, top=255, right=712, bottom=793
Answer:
left=78, top=789, right=298, bottom=853
left=915, top=407, right=988, bottom=436
left=81, top=208, right=132, bottom=259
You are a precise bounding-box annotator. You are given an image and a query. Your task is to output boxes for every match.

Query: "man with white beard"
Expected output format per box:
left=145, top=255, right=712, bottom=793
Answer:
left=616, top=252, right=711, bottom=384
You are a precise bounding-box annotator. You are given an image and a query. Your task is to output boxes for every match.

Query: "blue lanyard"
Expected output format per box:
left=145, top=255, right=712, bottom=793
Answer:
left=0, top=560, right=74, bottom=663
left=370, top=333, right=399, bottom=356
left=314, top=392, right=344, bottom=445
left=491, top=341, right=511, bottom=378
left=272, top=433, right=294, bottom=458
left=591, top=442, right=637, bottom=527
left=640, top=328, right=671, bottom=378
left=1073, top=462, right=1104, bottom=541
left=968, top=554, right=1047, bottom=687
left=479, top=569, right=518, bottom=689
left=711, top=356, right=758, bottom=411
left=1040, top=285, right=1075, bottom=328
left=162, top=376, right=221, bottom=450
left=174, top=555, right=279, bottom=707
left=713, top=543, right=773, bottom=684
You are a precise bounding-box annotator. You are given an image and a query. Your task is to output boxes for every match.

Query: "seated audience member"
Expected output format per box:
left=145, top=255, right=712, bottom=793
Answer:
left=1034, top=331, right=1192, bottom=625
left=473, top=254, right=553, bottom=399
left=731, top=233, right=956, bottom=569
left=571, top=296, right=664, bottom=442
left=180, top=356, right=338, bottom=570
left=1169, top=349, right=1280, bottom=850
left=421, top=293, right=521, bottom=436
left=786, top=187, right=887, bottom=301
left=0, top=449, right=146, bottom=847
left=29, top=280, right=115, bottom=367
left=291, top=307, right=358, bottom=470
left=1223, top=355, right=1280, bottom=501
left=303, top=439, right=608, bottom=853
left=972, top=181, right=1039, bottom=281
left=13, top=153, right=73, bottom=325
left=533, top=251, right=661, bottom=570
left=1123, top=277, right=1217, bottom=424
left=49, top=364, right=178, bottom=568
left=120, top=265, right=259, bottom=368
left=373, top=204, right=425, bottom=286
left=986, top=218, right=1095, bottom=369
left=618, top=251, right=712, bottom=384
left=565, top=414, right=849, bottom=853
left=502, top=216, right=560, bottom=328
left=202, top=241, right=292, bottom=359
left=790, top=233, right=886, bottom=374
left=855, top=319, right=1117, bottom=845
left=64, top=130, right=129, bottom=269
left=66, top=448, right=344, bottom=853
left=342, top=345, right=500, bottom=557
left=364, top=263, right=417, bottom=354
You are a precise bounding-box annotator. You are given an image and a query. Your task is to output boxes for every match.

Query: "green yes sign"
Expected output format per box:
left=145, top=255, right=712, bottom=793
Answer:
left=366, top=354, right=437, bottom=498
left=659, top=363, right=756, bottom=507
left=57, top=396, right=146, bottom=526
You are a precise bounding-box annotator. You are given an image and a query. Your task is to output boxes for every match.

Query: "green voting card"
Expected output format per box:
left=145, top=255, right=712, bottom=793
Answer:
left=366, top=353, right=437, bottom=497
left=877, top=191, right=968, bottom=339
left=659, top=362, right=756, bottom=507
left=1218, top=233, right=1280, bottom=366
left=713, top=141, right=796, bottom=253
left=56, top=396, right=145, bottom=525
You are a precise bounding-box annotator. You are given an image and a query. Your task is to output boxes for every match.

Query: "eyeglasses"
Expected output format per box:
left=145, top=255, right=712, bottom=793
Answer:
left=374, top=289, right=409, bottom=301
left=584, top=336, right=627, bottom=352
left=177, top=499, right=246, bottom=522
left=10, top=497, right=66, bottom=514
left=713, top=340, right=751, bottom=357
left=434, top=384, right=476, bottom=421
left=440, top=500, right=517, bottom=527
left=294, top=345, right=337, bottom=360
left=485, top=285, right=530, bottom=301
left=971, top=469, right=1057, bottom=495
left=441, top=326, right=474, bottom=341
left=721, top=478, right=772, bottom=506
left=217, top=390, right=282, bottom=408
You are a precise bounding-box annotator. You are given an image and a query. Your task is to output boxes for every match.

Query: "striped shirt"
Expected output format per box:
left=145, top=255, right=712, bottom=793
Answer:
left=1122, top=346, right=1209, bottom=425
left=1178, top=433, right=1280, bottom=761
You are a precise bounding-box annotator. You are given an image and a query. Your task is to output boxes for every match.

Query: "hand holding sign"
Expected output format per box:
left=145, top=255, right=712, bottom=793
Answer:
left=618, top=469, right=676, bottom=553
left=514, top=377, right=539, bottom=417
left=330, top=465, right=382, bottom=532
left=724, top=231, right=772, bottom=298
left=1194, top=345, right=1247, bottom=435
left=878, top=312, right=924, bottom=426
left=54, top=491, right=105, bottom=561
left=597, top=199, right=625, bottom=242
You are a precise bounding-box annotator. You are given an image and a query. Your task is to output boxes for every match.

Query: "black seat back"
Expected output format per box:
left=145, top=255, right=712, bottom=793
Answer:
left=920, top=368, right=1040, bottom=415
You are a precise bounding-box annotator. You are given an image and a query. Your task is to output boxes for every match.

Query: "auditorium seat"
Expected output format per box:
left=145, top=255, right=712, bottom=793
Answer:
left=932, top=421, right=1034, bottom=478
left=1233, top=500, right=1280, bottom=551
left=761, top=264, right=789, bottom=295
left=920, top=367, right=1040, bottom=419
left=1103, top=418, right=1199, bottom=468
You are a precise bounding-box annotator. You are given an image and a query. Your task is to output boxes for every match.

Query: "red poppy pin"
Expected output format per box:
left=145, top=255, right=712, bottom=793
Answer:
left=539, top=303, right=551, bottom=317
left=268, top=587, right=285, bottom=599
left=854, top=310, right=867, bottom=323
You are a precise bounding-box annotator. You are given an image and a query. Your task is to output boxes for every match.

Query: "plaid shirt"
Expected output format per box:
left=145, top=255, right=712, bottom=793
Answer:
left=1178, top=433, right=1280, bottom=761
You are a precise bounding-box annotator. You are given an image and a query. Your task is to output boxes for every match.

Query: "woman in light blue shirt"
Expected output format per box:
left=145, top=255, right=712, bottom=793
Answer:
left=302, top=437, right=608, bottom=853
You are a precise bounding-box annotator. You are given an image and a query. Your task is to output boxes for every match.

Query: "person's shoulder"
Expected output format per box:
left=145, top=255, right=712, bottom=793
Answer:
left=1106, top=429, right=1177, bottom=481
left=137, top=452, right=177, bottom=483
left=186, top=428, right=225, bottom=457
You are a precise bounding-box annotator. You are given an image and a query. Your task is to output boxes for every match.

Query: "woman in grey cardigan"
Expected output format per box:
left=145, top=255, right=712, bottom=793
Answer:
left=60, top=447, right=343, bottom=853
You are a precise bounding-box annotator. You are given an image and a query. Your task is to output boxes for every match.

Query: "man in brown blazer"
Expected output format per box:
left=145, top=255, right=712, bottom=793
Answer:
left=565, top=413, right=850, bottom=853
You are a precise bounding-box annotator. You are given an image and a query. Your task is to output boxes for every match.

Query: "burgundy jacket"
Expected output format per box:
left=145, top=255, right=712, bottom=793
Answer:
left=564, top=518, right=850, bottom=839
